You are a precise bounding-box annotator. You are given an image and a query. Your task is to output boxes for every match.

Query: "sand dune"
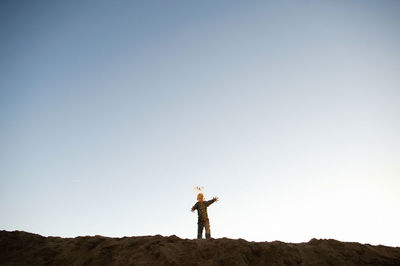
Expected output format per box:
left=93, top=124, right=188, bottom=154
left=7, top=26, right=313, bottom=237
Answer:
left=1, top=230, right=399, bottom=265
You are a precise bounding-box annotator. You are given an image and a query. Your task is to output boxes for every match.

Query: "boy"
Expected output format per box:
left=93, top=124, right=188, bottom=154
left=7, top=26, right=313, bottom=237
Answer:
left=191, top=193, right=218, bottom=239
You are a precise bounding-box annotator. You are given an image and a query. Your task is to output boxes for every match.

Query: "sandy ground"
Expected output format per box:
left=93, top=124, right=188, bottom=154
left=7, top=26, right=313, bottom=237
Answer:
left=1, top=230, right=399, bottom=265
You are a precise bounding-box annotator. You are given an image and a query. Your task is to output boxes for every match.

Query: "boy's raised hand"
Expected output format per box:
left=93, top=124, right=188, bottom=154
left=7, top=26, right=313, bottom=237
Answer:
left=213, top=197, right=219, bottom=202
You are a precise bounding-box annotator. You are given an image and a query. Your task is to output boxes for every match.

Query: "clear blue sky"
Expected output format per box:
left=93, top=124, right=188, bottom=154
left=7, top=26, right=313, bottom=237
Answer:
left=1, top=0, right=399, bottom=246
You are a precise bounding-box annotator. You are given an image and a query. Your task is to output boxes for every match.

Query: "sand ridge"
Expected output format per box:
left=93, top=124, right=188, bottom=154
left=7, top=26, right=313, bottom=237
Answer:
left=1, top=230, right=400, bottom=265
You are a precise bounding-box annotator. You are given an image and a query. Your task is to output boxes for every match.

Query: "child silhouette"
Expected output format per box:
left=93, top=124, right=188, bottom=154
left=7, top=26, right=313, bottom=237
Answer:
left=191, top=193, right=219, bottom=239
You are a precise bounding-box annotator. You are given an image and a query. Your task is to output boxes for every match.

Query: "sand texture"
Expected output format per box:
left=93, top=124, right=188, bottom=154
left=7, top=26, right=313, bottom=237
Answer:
left=1, top=230, right=400, bottom=265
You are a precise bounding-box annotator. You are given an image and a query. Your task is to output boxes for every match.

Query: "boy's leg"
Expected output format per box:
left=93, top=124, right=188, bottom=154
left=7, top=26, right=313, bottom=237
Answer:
left=197, top=222, right=203, bottom=239
left=205, top=220, right=211, bottom=239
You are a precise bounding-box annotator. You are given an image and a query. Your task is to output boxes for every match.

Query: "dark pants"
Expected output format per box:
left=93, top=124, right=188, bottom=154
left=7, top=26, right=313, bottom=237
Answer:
left=197, top=219, right=211, bottom=239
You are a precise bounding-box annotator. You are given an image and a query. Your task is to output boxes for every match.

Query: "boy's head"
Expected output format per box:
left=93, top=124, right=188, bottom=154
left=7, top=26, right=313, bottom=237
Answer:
left=197, top=193, right=204, bottom=202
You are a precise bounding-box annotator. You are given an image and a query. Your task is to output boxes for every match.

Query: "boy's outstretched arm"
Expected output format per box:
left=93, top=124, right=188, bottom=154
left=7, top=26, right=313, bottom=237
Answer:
left=206, top=197, right=219, bottom=207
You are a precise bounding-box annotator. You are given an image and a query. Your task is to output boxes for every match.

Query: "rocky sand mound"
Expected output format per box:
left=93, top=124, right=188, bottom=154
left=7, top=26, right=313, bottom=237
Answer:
left=1, top=230, right=400, bottom=265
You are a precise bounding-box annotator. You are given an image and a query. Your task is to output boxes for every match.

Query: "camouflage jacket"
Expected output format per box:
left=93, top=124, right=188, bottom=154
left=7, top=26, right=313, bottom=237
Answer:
left=192, top=199, right=216, bottom=223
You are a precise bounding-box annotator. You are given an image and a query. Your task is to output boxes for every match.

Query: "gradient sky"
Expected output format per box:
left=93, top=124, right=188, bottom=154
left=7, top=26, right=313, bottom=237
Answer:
left=1, top=0, right=399, bottom=247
